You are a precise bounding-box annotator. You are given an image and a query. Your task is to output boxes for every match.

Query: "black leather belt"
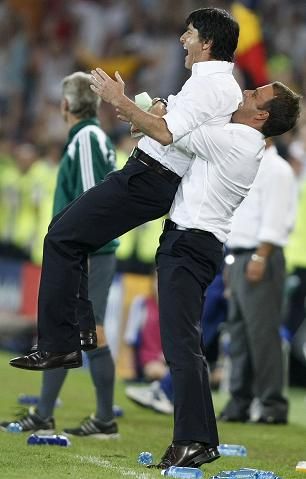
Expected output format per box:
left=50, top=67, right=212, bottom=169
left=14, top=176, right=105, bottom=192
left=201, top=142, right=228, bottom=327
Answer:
left=230, top=247, right=256, bottom=255
left=131, top=147, right=181, bottom=185
left=164, top=219, right=219, bottom=240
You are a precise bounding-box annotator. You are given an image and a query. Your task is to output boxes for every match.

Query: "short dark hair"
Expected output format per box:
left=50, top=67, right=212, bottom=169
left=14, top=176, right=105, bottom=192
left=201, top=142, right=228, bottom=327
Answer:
left=261, top=82, right=302, bottom=137
left=185, top=7, right=239, bottom=62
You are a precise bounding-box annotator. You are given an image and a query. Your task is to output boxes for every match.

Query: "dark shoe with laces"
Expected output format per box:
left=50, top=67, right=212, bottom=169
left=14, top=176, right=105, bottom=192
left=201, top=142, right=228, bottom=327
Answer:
left=148, top=442, right=220, bottom=469
left=9, top=350, right=82, bottom=371
left=0, top=407, right=55, bottom=434
left=63, top=414, right=119, bottom=439
left=80, top=330, right=97, bottom=351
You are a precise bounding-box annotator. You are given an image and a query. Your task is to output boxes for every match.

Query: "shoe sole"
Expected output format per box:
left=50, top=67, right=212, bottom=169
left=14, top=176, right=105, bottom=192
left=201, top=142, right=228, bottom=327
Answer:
left=10, top=361, right=82, bottom=371
left=126, top=394, right=153, bottom=409
left=64, top=432, right=120, bottom=440
left=151, top=450, right=221, bottom=469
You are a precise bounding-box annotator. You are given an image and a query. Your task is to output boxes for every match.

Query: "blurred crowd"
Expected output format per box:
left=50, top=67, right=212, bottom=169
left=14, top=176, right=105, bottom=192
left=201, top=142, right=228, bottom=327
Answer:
left=0, top=0, right=306, bottom=383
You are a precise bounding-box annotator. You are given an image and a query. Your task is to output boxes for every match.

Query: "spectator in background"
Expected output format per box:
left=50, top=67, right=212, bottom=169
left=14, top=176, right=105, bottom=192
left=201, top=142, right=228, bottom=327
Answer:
left=219, top=138, right=298, bottom=425
left=124, top=270, right=168, bottom=381
left=283, top=176, right=306, bottom=339
left=0, top=10, right=28, bottom=139
left=1, top=72, right=120, bottom=439
left=0, top=142, right=55, bottom=262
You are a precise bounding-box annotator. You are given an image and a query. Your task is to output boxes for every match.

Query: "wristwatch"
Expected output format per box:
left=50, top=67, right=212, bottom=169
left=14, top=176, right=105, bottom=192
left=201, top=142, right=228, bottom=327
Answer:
left=251, top=253, right=266, bottom=263
left=152, top=97, right=168, bottom=108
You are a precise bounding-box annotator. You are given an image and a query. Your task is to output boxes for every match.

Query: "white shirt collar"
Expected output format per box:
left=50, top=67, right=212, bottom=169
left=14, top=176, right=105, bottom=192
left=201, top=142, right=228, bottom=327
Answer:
left=191, top=61, right=234, bottom=76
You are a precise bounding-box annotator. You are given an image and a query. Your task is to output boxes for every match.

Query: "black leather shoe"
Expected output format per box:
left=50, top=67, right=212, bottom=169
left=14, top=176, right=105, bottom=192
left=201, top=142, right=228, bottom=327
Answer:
left=80, top=330, right=97, bottom=351
left=9, top=350, right=82, bottom=371
left=148, top=442, right=220, bottom=469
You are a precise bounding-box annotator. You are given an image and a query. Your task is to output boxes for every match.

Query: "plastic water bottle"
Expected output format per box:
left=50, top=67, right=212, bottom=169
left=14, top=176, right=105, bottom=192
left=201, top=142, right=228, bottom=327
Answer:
left=27, top=434, right=71, bottom=446
left=113, top=404, right=124, bottom=417
left=138, top=451, right=153, bottom=465
left=211, top=471, right=251, bottom=479
left=18, top=394, right=62, bottom=408
left=241, top=467, right=280, bottom=479
left=7, top=422, right=23, bottom=433
left=212, top=469, right=279, bottom=479
left=161, top=466, right=204, bottom=478
left=251, top=471, right=279, bottom=479
left=218, top=444, right=247, bottom=456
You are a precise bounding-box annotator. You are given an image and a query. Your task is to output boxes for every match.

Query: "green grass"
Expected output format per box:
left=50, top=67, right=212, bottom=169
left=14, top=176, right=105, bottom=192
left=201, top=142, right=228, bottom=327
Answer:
left=0, top=351, right=305, bottom=479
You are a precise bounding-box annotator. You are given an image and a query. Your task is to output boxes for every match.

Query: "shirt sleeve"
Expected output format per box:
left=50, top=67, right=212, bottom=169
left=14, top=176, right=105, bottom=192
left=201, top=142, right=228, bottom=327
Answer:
left=163, top=76, right=220, bottom=142
left=78, top=129, right=116, bottom=191
left=174, top=124, right=211, bottom=159
left=78, top=129, right=96, bottom=191
left=258, top=165, right=296, bottom=246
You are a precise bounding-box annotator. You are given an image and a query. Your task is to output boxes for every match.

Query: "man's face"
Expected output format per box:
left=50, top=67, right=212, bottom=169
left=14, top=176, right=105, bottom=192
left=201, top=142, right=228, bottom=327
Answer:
left=233, top=84, right=275, bottom=124
left=180, top=23, right=208, bottom=69
left=241, top=84, right=274, bottom=111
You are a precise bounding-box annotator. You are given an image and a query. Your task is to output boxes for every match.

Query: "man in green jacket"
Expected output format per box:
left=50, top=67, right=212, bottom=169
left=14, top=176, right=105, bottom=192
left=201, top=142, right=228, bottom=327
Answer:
left=1, top=72, right=119, bottom=439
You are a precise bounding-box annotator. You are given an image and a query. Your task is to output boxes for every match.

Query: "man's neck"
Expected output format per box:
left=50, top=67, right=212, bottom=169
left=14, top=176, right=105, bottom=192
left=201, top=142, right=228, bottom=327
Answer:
left=67, top=114, right=81, bottom=129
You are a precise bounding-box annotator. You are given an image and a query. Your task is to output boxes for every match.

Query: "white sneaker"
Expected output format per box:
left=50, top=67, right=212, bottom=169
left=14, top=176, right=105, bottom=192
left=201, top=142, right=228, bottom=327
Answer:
left=125, top=381, right=173, bottom=415
left=125, top=383, right=155, bottom=408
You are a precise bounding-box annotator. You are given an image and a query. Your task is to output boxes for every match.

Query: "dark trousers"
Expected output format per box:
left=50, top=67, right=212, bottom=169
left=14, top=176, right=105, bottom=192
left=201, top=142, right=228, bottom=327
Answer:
left=156, top=224, right=224, bottom=444
left=223, top=249, right=288, bottom=421
left=37, top=158, right=180, bottom=352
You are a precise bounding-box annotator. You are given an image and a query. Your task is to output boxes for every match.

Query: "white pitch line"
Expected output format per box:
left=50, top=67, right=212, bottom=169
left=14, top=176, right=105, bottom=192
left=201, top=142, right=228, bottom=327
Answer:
left=74, top=454, right=151, bottom=479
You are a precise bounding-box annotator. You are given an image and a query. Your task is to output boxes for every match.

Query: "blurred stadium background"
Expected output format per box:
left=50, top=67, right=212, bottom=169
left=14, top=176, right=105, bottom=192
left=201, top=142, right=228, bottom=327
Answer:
left=0, top=0, right=306, bottom=384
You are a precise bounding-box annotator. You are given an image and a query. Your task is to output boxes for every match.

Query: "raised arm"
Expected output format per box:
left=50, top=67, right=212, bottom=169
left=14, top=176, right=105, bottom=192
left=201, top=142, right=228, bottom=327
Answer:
left=90, top=69, right=172, bottom=146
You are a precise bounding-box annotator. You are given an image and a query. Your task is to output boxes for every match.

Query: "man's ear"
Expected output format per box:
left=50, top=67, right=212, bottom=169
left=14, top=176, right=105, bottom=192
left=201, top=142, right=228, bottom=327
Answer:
left=62, top=98, right=69, bottom=112
left=202, top=39, right=212, bottom=51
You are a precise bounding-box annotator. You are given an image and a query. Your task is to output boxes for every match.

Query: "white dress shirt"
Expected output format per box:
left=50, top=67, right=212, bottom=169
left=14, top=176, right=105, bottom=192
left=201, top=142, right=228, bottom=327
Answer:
left=170, top=123, right=265, bottom=243
left=138, top=61, right=242, bottom=177
left=227, top=145, right=297, bottom=248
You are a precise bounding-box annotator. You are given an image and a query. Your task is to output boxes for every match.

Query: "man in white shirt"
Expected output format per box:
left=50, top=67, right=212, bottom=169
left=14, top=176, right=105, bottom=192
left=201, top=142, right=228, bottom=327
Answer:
left=219, top=138, right=297, bottom=425
left=148, top=82, right=301, bottom=469
left=10, top=8, right=241, bottom=371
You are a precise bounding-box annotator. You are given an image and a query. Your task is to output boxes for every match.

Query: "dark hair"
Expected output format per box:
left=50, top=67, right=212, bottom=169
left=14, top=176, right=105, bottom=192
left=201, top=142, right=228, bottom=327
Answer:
left=261, top=82, right=302, bottom=137
left=185, top=7, right=239, bottom=62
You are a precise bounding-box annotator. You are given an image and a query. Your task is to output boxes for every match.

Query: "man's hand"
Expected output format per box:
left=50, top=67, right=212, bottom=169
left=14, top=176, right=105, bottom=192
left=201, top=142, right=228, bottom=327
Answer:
left=246, top=256, right=266, bottom=282
left=90, top=69, right=125, bottom=106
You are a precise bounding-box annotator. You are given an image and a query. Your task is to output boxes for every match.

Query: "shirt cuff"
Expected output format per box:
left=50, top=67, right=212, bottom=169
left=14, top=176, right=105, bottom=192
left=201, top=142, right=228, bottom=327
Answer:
left=258, top=228, right=287, bottom=247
